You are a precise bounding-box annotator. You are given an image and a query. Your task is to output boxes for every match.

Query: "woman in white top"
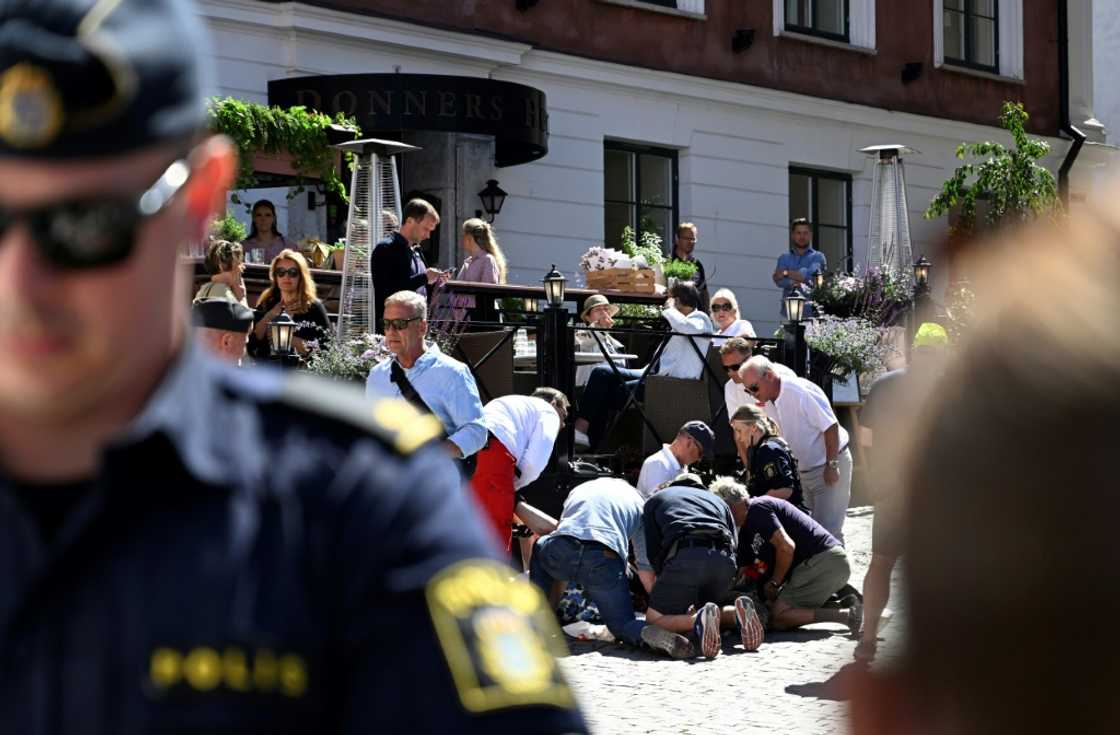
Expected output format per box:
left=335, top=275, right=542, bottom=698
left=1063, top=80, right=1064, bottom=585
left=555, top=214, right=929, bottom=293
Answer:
left=710, top=288, right=756, bottom=346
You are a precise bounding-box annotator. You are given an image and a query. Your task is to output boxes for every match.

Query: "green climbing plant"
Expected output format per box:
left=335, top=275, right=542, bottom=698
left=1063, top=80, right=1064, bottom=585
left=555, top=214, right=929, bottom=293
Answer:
left=924, top=101, right=1061, bottom=232
left=207, top=97, right=360, bottom=205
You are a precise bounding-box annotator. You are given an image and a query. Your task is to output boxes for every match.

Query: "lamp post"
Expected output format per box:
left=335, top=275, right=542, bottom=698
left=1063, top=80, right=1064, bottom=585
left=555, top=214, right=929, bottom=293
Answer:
left=911, top=255, right=933, bottom=344
left=782, top=292, right=808, bottom=377
left=912, top=255, right=931, bottom=289
left=537, top=266, right=574, bottom=457
left=269, top=308, right=297, bottom=359
left=477, top=179, right=508, bottom=224
left=812, top=270, right=825, bottom=290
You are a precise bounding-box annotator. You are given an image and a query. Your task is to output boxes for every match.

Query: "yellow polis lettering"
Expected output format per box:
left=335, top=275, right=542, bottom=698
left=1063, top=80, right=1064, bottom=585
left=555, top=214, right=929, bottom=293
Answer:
left=433, top=564, right=541, bottom=617
left=279, top=655, right=309, bottom=698
left=183, top=648, right=222, bottom=692
left=223, top=648, right=251, bottom=692
left=253, top=648, right=279, bottom=692
left=149, top=647, right=182, bottom=689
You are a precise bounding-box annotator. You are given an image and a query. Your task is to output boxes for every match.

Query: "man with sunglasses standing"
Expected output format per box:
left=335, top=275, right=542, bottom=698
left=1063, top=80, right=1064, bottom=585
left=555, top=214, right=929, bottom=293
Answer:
left=366, top=290, right=488, bottom=462
left=739, top=355, right=852, bottom=544
left=0, top=3, right=585, bottom=733
left=719, top=337, right=796, bottom=424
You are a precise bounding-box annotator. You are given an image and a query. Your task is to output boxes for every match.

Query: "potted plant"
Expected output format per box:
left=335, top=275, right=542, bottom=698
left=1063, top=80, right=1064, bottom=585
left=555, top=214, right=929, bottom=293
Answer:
left=304, top=332, right=391, bottom=383
left=804, top=316, right=891, bottom=401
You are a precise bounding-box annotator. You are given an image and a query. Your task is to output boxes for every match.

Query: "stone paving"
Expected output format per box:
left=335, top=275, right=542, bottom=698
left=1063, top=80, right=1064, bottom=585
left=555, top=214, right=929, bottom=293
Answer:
left=556, top=506, right=906, bottom=735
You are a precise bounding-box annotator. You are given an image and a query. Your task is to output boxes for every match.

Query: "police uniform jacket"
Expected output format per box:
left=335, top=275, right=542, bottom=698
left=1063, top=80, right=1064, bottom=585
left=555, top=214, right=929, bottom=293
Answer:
left=0, top=347, right=584, bottom=735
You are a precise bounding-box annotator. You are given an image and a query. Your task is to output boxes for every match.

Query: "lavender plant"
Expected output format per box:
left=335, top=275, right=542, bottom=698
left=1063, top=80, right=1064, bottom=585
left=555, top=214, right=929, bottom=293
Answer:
left=304, top=332, right=391, bottom=382
left=805, top=316, right=889, bottom=378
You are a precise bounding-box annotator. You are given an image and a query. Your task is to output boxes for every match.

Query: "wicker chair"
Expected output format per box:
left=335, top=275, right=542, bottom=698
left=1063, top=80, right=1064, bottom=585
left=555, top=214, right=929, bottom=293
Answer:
left=451, top=330, right=515, bottom=402
left=640, top=373, right=711, bottom=455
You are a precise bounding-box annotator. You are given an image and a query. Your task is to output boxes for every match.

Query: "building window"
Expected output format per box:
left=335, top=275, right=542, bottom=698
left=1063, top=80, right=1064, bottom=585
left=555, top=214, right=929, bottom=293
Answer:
left=597, top=0, right=706, bottom=16
left=943, top=0, right=998, bottom=72
left=604, top=142, right=679, bottom=256
left=934, top=0, right=1020, bottom=79
left=789, top=167, right=852, bottom=273
left=784, top=0, right=849, bottom=41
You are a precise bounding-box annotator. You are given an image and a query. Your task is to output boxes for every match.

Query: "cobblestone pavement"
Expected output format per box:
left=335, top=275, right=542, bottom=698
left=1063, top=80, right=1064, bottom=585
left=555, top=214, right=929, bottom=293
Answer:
left=556, top=506, right=906, bottom=735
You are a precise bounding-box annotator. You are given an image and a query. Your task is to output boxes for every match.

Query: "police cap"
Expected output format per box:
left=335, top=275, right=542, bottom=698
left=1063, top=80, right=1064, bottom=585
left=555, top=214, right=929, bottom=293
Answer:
left=192, top=298, right=253, bottom=333
left=0, top=0, right=209, bottom=157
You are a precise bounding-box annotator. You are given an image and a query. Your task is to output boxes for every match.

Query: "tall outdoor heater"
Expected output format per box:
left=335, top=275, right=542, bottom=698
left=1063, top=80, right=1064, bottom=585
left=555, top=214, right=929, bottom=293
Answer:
left=861, top=144, right=918, bottom=275
left=333, top=138, right=419, bottom=340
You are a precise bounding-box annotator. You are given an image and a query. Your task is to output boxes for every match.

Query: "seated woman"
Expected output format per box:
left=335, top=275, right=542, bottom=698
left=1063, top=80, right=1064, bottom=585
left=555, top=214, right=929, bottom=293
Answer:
left=730, top=404, right=808, bottom=512
left=710, top=288, right=756, bottom=346
left=241, top=199, right=294, bottom=263
left=449, top=218, right=507, bottom=321
left=248, top=249, right=332, bottom=363
left=193, top=239, right=247, bottom=306
left=574, top=293, right=626, bottom=387
left=572, top=282, right=713, bottom=450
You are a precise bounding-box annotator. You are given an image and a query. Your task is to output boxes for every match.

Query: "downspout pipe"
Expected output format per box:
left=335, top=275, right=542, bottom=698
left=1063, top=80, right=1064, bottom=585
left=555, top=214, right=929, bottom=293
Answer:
left=1058, top=0, right=1087, bottom=206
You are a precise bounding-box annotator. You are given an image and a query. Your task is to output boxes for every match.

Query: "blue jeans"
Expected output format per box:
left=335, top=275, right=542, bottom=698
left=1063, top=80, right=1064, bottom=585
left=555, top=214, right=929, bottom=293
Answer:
left=530, top=534, right=646, bottom=647
left=578, top=365, right=646, bottom=450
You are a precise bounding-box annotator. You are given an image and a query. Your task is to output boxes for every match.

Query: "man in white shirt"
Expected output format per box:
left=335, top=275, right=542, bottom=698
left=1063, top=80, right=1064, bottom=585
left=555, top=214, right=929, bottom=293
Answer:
left=573, top=282, right=713, bottom=450
left=636, top=421, right=714, bottom=499
left=740, top=355, right=852, bottom=544
left=720, top=338, right=796, bottom=423
left=471, top=388, right=569, bottom=551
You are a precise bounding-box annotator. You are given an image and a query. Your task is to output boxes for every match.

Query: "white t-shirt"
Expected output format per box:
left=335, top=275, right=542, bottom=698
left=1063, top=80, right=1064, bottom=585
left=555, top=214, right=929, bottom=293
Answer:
left=723, top=361, right=796, bottom=423
left=763, top=375, right=849, bottom=470
left=483, top=395, right=561, bottom=490
left=636, top=444, right=684, bottom=499
left=712, top=318, right=757, bottom=346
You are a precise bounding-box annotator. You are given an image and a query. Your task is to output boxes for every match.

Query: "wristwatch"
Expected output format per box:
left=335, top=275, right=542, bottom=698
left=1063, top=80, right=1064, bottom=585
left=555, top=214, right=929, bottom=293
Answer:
left=827, top=459, right=840, bottom=470
left=782, top=269, right=789, bottom=278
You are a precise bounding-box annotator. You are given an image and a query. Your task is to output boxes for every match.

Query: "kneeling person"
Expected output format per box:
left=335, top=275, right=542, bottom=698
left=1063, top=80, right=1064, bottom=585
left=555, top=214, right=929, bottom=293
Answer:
left=473, top=388, right=569, bottom=551
left=643, top=475, right=764, bottom=658
left=716, top=488, right=859, bottom=634
left=530, top=478, right=692, bottom=659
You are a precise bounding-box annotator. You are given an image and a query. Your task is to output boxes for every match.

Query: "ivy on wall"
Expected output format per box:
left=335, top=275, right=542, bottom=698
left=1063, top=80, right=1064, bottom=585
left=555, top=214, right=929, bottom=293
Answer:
left=207, top=97, right=360, bottom=204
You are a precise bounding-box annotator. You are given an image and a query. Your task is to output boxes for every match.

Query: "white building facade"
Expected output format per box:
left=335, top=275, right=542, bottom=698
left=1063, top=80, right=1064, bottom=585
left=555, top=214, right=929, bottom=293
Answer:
left=200, top=0, right=1076, bottom=335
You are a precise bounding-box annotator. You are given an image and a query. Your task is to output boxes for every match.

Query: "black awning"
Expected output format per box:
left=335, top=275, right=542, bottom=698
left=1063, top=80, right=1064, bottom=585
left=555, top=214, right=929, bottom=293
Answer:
left=268, top=74, right=548, bottom=167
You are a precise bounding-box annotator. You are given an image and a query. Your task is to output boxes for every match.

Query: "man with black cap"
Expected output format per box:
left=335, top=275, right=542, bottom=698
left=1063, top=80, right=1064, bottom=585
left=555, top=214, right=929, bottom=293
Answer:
left=636, top=419, right=714, bottom=499
left=192, top=297, right=253, bottom=364
left=0, top=2, right=586, bottom=733
left=642, top=473, right=763, bottom=658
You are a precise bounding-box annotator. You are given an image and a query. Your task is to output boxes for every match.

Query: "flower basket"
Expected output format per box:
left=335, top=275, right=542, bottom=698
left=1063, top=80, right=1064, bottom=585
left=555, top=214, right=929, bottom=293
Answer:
left=586, top=267, right=657, bottom=294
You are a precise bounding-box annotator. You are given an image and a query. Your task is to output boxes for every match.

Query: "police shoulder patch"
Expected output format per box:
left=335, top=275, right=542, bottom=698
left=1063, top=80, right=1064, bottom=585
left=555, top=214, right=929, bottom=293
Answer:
left=277, top=372, right=442, bottom=455
left=425, top=560, right=576, bottom=713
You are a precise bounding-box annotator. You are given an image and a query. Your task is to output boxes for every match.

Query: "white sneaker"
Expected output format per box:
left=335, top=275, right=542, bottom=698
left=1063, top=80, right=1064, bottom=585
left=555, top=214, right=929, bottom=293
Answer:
left=573, top=429, right=591, bottom=448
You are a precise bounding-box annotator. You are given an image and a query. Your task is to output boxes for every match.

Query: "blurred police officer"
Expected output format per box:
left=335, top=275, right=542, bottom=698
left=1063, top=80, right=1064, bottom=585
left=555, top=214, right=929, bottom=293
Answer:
left=0, top=2, right=586, bottom=733
left=192, top=298, right=253, bottom=365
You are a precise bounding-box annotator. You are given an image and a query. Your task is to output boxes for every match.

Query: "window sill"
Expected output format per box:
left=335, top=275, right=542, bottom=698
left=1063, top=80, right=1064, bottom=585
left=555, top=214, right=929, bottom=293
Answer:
left=935, top=62, right=1024, bottom=85
left=595, top=0, right=706, bottom=21
left=778, top=30, right=876, bottom=55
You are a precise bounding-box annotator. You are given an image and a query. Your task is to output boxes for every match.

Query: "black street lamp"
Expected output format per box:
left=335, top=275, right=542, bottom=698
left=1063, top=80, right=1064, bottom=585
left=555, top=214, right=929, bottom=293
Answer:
left=543, top=264, right=566, bottom=307
left=784, top=291, right=806, bottom=323
left=913, top=255, right=932, bottom=288
left=812, top=270, right=825, bottom=290
left=478, top=179, right=508, bottom=223
left=269, top=308, right=297, bottom=357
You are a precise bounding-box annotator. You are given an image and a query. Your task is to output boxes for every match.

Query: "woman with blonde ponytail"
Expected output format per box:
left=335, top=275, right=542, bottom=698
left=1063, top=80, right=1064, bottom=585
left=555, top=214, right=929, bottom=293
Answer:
left=730, top=404, right=808, bottom=512
left=450, top=218, right=508, bottom=320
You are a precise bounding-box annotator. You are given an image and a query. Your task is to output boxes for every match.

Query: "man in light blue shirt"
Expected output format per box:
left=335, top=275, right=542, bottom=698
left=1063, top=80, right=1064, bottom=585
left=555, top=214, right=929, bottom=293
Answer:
left=366, top=291, right=487, bottom=458
left=529, top=477, right=692, bottom=659
left=773, top=218, right=827, bottom=317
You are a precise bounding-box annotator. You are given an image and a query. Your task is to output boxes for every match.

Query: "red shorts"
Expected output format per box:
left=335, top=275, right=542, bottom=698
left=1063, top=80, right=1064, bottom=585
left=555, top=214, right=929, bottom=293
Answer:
left=469, top=436, right=517, bottom=552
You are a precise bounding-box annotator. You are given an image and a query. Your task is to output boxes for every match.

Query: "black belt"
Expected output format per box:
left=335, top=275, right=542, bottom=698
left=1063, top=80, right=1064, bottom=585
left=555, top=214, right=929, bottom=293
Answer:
left=677, top=537, right=727, bottom=552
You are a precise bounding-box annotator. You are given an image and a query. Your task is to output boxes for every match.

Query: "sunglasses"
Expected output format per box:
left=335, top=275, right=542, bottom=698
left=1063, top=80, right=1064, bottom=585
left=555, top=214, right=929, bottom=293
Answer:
left=384, top=316, right=422, bottom=331
left=745, top=383, right=761, bottom=395
left=723, top=362, right=744, bottom=373
left=0, top=158, right=190, bottom=270
left=275, top=267, right=301, bottom=279
left=711, top=303, right=734, bottom=312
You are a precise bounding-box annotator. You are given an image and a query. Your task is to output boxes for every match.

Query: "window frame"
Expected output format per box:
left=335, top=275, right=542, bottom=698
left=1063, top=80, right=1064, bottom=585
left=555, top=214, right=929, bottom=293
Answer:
left=942, top=0, right=1000, bottom=74
left=788, top=166, right=854, bottom=274
left=603, top=141, right=680, bottom=259
left=784, top=0, right=851, bottom=44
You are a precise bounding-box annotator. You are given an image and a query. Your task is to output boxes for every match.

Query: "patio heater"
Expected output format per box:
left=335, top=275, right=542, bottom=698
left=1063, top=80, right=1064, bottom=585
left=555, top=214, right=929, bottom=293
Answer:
left=333, top=138, right=419, bottom=341
left=861, top=144, right=918, bottom=275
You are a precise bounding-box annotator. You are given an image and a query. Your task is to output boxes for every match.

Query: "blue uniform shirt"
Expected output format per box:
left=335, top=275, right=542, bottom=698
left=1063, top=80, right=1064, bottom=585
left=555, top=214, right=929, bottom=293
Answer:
left=775, top=247, right=827, bottom=316
left=0, top=347, right=585, bottom=734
